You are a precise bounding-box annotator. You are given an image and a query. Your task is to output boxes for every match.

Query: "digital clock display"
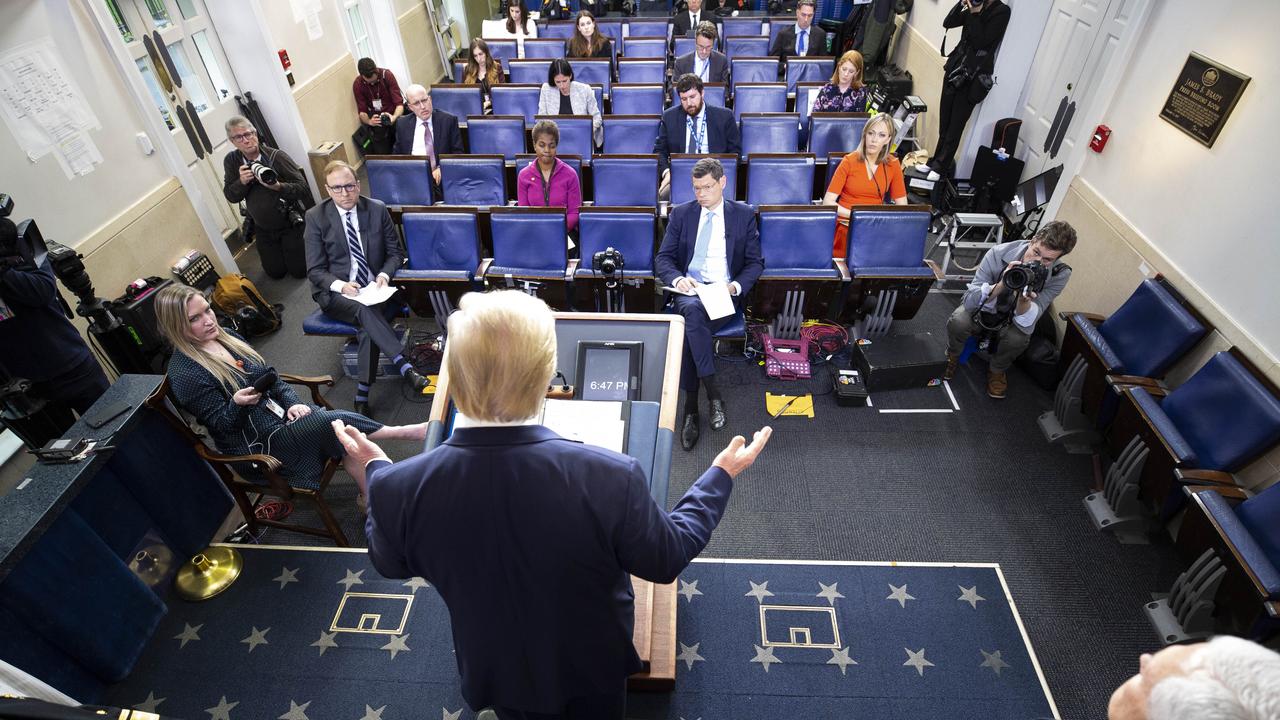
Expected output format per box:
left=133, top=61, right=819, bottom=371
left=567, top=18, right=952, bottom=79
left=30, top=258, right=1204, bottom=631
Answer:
left=581, top=347, right=632, bottom=402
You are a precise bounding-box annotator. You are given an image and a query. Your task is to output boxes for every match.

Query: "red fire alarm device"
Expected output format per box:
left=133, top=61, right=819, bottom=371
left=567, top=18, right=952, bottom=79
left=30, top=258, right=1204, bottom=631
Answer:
left=1090, top=124, right=1112, bottom=153
left=278, top=49, right=291, bottom=71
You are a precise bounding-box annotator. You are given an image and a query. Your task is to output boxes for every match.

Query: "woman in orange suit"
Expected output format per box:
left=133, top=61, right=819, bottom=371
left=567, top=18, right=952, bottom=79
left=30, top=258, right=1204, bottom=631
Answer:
left=822, top=112, right=909, bottom=257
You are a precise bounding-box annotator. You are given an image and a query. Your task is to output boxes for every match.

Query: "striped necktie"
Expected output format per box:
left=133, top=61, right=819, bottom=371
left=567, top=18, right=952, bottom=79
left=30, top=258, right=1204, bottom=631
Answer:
left=343, top=210, right=371, bottom=286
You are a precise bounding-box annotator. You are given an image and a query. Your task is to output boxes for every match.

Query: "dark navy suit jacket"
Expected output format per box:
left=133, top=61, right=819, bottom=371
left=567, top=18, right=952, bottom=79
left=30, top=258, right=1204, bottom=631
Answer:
left=655, top=199, right=765, bottom=300
left=391, top=109, right=463, bottom=161
left=365, top=424, right=733, bottom=713
left=653, top=104, right=740, bottom=171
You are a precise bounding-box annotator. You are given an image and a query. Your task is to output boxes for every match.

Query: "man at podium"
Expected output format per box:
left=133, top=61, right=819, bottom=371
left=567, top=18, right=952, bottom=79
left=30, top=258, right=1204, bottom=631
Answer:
left=335, top=290, right=772, bottom=720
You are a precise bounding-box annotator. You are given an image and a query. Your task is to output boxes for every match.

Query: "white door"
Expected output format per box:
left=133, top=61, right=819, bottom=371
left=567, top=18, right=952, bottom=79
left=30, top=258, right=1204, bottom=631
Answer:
left=105, top=0, right=242, bottom=237
left=1015, top=0, right=1138, bottom=178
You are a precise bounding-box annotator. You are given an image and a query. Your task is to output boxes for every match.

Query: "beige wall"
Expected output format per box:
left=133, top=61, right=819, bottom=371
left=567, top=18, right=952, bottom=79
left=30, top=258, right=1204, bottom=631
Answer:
left=293, top=54, right=362, bottom=162
left=892, top=18, right=945, bottom=159
left=399, top=2, right=446, bottom=86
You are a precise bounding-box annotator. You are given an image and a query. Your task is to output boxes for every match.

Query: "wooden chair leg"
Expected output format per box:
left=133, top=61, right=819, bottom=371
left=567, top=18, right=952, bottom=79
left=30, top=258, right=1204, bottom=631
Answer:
left=312, top=494, right=350, bottom=547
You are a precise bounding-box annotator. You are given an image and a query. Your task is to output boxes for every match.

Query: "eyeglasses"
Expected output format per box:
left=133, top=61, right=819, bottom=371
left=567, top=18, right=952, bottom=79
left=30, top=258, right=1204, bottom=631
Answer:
left=229, top=131, right=256, bottom=141
left=327, top=184, right=360, bottom=194
left=407, top=98, right=431, bottom=107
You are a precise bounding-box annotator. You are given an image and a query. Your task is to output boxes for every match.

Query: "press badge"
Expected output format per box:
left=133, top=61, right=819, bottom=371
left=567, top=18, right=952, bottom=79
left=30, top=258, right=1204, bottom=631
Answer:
left=263, top=396, right=286, bottom=420
left=372, top=98, right=383, bottom=111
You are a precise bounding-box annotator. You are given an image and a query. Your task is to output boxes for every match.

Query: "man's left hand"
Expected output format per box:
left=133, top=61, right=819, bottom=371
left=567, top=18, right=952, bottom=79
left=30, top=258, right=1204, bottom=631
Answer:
left=375, top=274, right=389, bottom=289
left=287, top=404, right=312, bottom=422
left=431, top=166, right=442, bottom=184
left=263, top=180, right=283, bottom=192
left=1016, top=290, right=1038, bottom=315
left=333, top=420, right=390, bottom=467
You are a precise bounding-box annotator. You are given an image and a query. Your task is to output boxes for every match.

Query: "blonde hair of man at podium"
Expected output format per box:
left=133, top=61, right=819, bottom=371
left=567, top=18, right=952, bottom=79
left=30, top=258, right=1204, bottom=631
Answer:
left=445, top=290, right=557, bottom=423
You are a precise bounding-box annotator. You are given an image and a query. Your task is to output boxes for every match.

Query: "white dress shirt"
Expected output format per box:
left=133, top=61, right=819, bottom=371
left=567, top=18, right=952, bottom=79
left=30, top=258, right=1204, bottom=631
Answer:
left=329, top=207, right=390, bottom=292
left=794, top=24, right=810, bottom=56
left=681, top=200, right=741, bottom=295
left=411, top=115, right=434, bottom=156
left=978, top=282, right=1041, bottom=328
left=683, top=106, right=708, bottom=154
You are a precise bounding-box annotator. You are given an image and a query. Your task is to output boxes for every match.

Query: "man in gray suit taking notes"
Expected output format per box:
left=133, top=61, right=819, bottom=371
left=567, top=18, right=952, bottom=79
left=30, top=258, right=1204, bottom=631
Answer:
left=304, top=160, right=429, bottom=415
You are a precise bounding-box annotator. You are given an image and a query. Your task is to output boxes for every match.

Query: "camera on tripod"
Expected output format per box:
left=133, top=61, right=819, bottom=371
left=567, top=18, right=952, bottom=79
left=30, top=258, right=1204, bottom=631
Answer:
left=592, top=246, right=625, bottom=289
left=249, top=160, right=278, bottom=185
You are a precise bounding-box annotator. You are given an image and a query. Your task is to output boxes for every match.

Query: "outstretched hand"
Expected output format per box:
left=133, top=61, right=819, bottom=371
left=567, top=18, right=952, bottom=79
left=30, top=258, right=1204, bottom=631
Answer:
left=333, top=419, right=390, bottom=468
left=712, top=426, right=773, bottom=480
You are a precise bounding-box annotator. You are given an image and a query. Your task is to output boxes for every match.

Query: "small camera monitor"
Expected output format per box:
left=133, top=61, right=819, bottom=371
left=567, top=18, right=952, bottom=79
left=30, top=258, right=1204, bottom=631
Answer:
left=575, top=341, right=642, bottom=402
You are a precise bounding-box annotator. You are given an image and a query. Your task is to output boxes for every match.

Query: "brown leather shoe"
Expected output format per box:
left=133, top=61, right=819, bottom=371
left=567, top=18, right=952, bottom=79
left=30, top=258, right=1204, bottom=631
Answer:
left=943, top=352, right=959, bottom=381
left=987, top=370, right=1008, bottom=399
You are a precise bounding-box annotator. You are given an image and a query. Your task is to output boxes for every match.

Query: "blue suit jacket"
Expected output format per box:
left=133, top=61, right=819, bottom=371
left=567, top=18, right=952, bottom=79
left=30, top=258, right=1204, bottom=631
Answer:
left=391, top=110, right=463, bottom=162
left=653, top=103, right=740, bottom=171
left=365, top=424, right=733, bottom=713
left=655, top=199, right=765, bottom=299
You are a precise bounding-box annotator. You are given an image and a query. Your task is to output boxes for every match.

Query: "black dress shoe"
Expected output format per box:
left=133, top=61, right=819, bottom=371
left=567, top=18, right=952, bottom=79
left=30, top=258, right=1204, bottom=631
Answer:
left=354, top=401, right=372, bottom=418
left=405, top=368, right=430, bottom=393
left=709, top=399, right=727, bottom=431
left=680, top=413, right=701, bottom=451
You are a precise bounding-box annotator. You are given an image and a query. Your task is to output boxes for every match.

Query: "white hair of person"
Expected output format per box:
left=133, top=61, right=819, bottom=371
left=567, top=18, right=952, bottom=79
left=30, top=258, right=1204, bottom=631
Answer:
left=445, top=290, right=557, bottom=423
left=405, top=83, right=428, bottom=97
left=1147, top=636, right=1280, bottom=720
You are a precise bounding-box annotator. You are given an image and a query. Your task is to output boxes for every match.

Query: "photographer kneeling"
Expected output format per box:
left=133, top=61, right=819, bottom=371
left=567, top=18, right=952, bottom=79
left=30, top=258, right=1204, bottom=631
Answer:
left=222, top=116, right=313, bottom=280
left=943, top=221, right=1077, bottom=399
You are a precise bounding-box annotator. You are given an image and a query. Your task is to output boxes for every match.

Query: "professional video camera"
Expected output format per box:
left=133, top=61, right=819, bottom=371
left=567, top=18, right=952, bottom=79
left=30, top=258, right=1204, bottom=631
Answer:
left=249, top=160, right=278, bottom=185
left=972, top=261, right=1049, bottom=334
left=592, top=246, right=625, bottom=289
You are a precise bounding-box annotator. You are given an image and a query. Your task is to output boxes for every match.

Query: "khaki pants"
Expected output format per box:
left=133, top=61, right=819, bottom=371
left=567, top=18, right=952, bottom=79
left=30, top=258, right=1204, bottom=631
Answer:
left=946, top=304, right=1031, bottom=373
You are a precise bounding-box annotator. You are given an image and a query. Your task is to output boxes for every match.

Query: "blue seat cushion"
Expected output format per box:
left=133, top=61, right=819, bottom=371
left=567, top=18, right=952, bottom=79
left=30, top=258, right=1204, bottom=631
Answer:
left=572, top=268, right=654, bottom=280
left=1099, top=279, right=1205, bottom=378
left=1237, top=484, right=1280, bottom=584
left=1074, top=312, right=1125, bottom=373
left=714, top=311, right=746, bottom=339
left=1201, top=490, right=1280, bottom=598
left=1130, top=387, right=1198, bottom=466
left=485, top=266, right=566, bottom=280
left=1161, top=353, right=1280, bottom=472
left=761, top=268, right=841, bottom=279
left=852, top=266, right=936, bottom=279
left=303, top=309, right=358, bottom=336
left=397, top=269, right=474, bottom=281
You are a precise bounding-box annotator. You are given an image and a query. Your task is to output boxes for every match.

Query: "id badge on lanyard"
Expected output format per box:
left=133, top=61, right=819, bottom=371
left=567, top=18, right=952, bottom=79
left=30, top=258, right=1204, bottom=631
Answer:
left=262, top=396, right=286, bottom=420
left=372, top=98, right=383, bottom=111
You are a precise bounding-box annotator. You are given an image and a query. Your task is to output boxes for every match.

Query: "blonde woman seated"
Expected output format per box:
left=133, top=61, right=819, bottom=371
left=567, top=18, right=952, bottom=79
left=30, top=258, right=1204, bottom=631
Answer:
left=537, top=58, right=604, bottom=148
left=154, top=284, right=426, bottom=496
left=463, top=38, right=504, bottom=113
left=822, top=112, right=908, bottom=258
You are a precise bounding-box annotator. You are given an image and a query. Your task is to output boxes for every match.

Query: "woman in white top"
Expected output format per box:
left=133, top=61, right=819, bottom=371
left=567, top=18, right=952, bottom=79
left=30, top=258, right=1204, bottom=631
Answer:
left=495, top=2, right=538, bottom=58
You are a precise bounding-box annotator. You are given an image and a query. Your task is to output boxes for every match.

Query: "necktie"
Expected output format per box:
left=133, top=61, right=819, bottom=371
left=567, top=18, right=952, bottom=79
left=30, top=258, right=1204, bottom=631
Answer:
left=422, top=120, right=436, bottom=169
left=798, top=29, right=808, bottom=56
left=344, top=211, right=371, bottom=286
left=690, top=210, right=715, bottom=282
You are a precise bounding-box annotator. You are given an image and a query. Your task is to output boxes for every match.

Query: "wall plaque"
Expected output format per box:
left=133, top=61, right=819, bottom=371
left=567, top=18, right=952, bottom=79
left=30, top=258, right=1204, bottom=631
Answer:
left=1159, top=52, right=1250, bottom=148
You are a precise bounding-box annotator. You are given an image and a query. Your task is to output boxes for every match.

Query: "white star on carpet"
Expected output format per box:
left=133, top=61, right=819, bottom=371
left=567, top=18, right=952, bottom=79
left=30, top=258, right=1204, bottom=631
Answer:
left=827, top=646, right=858, bottom=675
left=749, top=644, right=782, bottom=672
left=677, top=578, right=703, bottom=602
left=338, top=569, right=365, bottom=591
left=278, top=699, right=311, bottom=720
left=359, top=704, right=387, bottom=720
left=241, top=626, right=270, bottom=652
left=273, top=567, right=299, bottom=589
left=311, top=631, right=339, bottom=656
left=382, top=633, right=411, bottom=659
left=816, top=581, right=845, bottom=606
left=403, top=577, right=430, bottom=593
left=173, top=622, right=202, bottom=648
left=134, top=692, right=164, bottom=713
left=980, top=649, right=1010, bottom=676
left=958, top=585, right=986, bottom=609
left=886, top=583, right=916, bottom=608
left=205, top=695, right=238, bottom=720
left=677, top=642, right=705, bottom=669
left=903, top=647, right=935, bottom=676
left=441, top=708, right=462, bottom=720
left=745, top=580, right=775, bottom=603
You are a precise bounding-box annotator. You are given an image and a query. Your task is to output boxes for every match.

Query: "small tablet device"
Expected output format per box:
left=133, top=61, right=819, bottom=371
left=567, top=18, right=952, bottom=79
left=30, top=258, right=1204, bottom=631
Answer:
left=575, top=341, right=642, bottom=402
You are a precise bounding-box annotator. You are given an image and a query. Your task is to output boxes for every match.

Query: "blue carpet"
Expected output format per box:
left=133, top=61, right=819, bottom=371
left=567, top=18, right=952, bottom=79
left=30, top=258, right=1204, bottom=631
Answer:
left=105, top=548, right=1056, bottom=719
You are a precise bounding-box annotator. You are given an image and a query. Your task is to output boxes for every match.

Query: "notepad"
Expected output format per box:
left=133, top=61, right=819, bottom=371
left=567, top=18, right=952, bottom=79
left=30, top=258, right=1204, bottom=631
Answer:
left=541, top=399, right=627, bottom=453
left=353, top=283, right=397, bottom=307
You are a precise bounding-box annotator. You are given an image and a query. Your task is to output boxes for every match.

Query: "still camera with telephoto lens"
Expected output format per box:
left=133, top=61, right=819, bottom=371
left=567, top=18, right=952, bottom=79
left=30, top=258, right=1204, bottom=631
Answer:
left=249, top=160, right=278, bottom=185
left=1002, top=261, right=1049, bottom=294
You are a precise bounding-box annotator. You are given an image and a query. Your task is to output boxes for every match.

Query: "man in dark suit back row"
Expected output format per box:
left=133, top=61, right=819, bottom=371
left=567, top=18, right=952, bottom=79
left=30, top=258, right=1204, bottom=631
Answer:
left=654, top=73, right=740, bottom=201
left=769, top=0, right=828, bottom=60
left=392, top=84, right=463, bottom=203
left=673, top=21, right=730, bottom=86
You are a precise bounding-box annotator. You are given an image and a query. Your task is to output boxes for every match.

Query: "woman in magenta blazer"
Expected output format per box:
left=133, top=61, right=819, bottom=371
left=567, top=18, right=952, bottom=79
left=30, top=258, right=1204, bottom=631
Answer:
left=516, top=119, right=582, bottom=233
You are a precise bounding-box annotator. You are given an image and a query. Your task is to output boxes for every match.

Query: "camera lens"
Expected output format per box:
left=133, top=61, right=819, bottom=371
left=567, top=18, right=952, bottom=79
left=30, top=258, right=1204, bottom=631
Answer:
left=251, top=162, right=278, bottom=185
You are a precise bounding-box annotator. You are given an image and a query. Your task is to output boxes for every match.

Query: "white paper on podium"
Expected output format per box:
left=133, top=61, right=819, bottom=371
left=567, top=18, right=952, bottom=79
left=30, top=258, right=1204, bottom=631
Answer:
left=352, top=283, right=397, bottom=307
left=541, top=399, right=626, bottom=454
left=694, top=282, right=735, bottom=320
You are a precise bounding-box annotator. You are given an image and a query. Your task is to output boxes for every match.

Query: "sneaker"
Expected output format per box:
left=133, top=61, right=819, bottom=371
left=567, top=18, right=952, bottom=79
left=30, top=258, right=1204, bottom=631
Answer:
left=943, top=352, right=959, bottom=381
left=987, top=371, right=1008, bottom=399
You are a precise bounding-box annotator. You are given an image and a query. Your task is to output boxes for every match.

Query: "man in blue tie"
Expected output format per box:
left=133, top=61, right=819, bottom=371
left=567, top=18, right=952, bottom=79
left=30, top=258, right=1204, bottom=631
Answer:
left=769, top=0, right=827, bottom=62
left=304, top=160, right=429, bottom=415
left=654, top=74, right=740, bottom=201
left=656, top=158, right=765, bottom=451
left=673, top=22, right=730, bottom=86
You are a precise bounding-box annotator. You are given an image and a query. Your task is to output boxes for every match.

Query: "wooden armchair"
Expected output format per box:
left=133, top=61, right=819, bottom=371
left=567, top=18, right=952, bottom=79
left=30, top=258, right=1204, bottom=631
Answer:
left=145, top=373, right=350, bottom=546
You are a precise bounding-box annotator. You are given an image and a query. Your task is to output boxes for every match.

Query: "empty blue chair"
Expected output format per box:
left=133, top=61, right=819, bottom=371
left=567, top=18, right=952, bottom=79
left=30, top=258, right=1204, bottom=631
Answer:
left=808, top=113, right=869, bottom=157
left=617, top=58, right=666, bottom=83
left=732, top=83, right=787, bottom=121
left=603, top=115, right=661, bottom=154
left=724, top=36, right=769, bottom=59
left=626, top=19, right=670, bottom=38
left=573, top=59, right=612, bottom=95
left=523, top=38, right=568, bottom=59
left=485, top=39, right=518, bottom=73
left=490, top=84, right=541, bottom=127
left=537, top=114, right=595, bottom=165
left=731, top=57, right=780, bottom=87
left=439, top=155, right=507, bottom=206
left=740, top=113, right=800, bottom=157
left=515, top=154, right=583, bottom=196
left=673, top=37, right=695, bottom=58
left=754, top=205, right=846, bottom=321
left=785, top=57, right=834, bottom=93
left=623, top=37, right=667, bottom=59
left=485, top=207, right=573, bottom=309
left=670, top=154, right=737, bottom=204
left=611, top=84, right=665, bottom=115
left=366, top=156, right=432, bottom=207
left=668, top=83, right=726, bottom=108
left=508, top=59, right=551, bottom=84
left=576, top=207, right=658, bottom=312
left=592, top=155, right=659, bottom=207
left=721, top=17, right=764, bottom=38
left=542, top=21, right=576, bottom=40
left=597, top=20, right=624, bottom=50
left=795, top=81, right=826, bottom=140
left=466, top=116, right=525, bottom=161
left=429, top=85, right=483, bottom=126
left=746, top=153, right=814, bottom=206
left=398, top=208, right=483, bottom=322
left=452, top=59, right=466, bottom=83
left=841, top=206, right=941, bottom=331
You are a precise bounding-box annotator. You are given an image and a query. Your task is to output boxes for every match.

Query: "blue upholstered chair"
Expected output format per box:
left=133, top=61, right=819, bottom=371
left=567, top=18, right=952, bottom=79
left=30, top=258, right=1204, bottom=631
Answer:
left=485, top=39, right=518, bottom=73
left=840, top=206, right=942, bottom=332
left=490, top=84, right=542, bottom=127
left=598, top=20, right=624, bottom=60
left=739, top=113, right=800, bottom=158
left=808, top=112, right=869, bottom=157
left=785, top=57, right=834, bottom=93
left=542, top=21, right=576, bottom=39
left=724, top=37, right=769, bottom=59
left=753, top=205, right=847, bottom=321
left=767, top=17, right=789, bottom=51
left=452, top=59, right=466, bottom=83
left=522, top=38, right=568, bottom=59
left=439, top=155, right=507, bottom=206
left=795, top=80, right=825, bottom=147
left=721, top=17, right=764, bottom=39
left=398, top=208, right=484, bottom=324
left=515, top=154, right=583, bottom=198
left=508, top=59, right=552, bottom=84
left=626, top=18, right=670, bottom=38
left=1043, top=278, right=1208, bottom=452
left=603, top=115, right=661, bottom=155
left=484, top=207, right=574, bottom=310
left=673, top=37, right=695, bottom=58
left=670, top=154, right=737, bottom=205
left=730, top=58, right=780, bottom=86
left=429, top=85, right=483, bottom=126
left=622, top=38, right=668, bottom=59
left=617, top=58, right=667, bottom=84
left=668, top=83, right=726, bottom=109
left=465, top=115, right=526, bottom=161
left=611, top=84, right=666, bottom=115
left=573, top=59, right=613, bottom=95
left=575, top=207, right=658, bottom=312
left=365, top=156, right=432, bottom=207
left=592, top=155, right=659, bottom=207
left=536, top=114, right=594, bottom=165
left=732, top=83, right=787, bottom=121
left=746, top=153, right=814, bottom=206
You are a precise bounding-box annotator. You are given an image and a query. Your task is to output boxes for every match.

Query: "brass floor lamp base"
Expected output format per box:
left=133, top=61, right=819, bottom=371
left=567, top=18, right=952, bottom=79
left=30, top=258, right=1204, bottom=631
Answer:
left=174, top=546, right=243, bottom=601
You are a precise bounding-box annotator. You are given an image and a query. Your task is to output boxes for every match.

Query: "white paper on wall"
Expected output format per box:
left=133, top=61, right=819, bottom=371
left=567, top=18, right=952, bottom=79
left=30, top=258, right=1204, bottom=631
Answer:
left=0, top=38, right=102, bottom=176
